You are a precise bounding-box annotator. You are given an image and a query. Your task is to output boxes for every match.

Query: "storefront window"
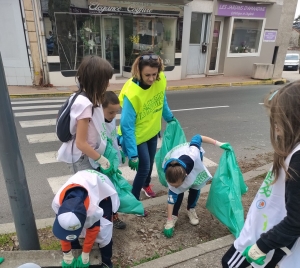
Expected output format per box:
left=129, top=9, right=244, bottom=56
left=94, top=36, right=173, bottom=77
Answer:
left=229, top=18, right=264, bottom=56
left=123, top=17, right=177, bottom=67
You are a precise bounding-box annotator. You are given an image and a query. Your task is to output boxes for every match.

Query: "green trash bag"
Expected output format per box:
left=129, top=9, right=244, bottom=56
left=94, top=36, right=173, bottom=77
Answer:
left=206, top=143, right=248, bottom=238
left=103, top=141, right=144, bottom=215
left=155, top=119, right=187, bottom=187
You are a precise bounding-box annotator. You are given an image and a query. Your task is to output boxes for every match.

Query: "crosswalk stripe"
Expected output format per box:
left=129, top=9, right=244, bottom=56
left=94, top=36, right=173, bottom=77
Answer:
left=36, top=151, right=58, bottom=164
left=19, top=119, right=56, bottom=128
left=11, top=100, right=65, bottom=105
left=47, top=175, right=70, bottom=195
left=14, top=110, right=58, bottom=117
left=12, top=105, right=62, bottom=110
left=27, top=133, right=58, bottom=143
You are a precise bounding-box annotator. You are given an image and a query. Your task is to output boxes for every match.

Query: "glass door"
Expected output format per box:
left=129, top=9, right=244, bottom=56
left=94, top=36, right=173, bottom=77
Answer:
left=102, top=17, right=120, bottom=73
left=209, top=20, right=223, bottom=72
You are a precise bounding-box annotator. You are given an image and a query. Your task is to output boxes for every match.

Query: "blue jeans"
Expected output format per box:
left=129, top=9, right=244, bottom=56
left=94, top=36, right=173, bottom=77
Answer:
left=132, top=135, right=158, bottom=200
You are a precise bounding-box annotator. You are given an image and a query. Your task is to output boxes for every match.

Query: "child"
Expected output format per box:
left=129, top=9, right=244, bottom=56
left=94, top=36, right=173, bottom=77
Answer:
left=163, top=134, right=225, bottom=237
left=57, top=55, right=114, bottom=175
left=102, top=91, right=127, bottom=229
left=222, top=82, right=300, bottom=267
left=52, top=170, right=119, bottom=268
left=102, top=91, right=125, bottom=165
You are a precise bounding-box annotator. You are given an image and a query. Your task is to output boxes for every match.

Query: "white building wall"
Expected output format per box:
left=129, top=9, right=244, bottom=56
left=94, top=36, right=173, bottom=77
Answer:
left=0, top=0, right=32, bottom=85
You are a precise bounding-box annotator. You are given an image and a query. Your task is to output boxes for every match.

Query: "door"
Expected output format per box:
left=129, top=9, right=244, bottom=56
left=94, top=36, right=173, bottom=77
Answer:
left=209, top=19, right=223, bottom=72
left=102, top=17, right=121, bottom=74
left=186, top=13, right=210, bottom=75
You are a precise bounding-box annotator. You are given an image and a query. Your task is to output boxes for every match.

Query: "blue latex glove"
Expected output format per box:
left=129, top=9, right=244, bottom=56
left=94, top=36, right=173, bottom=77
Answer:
left=242, top=244, right=266, bottom=266
left=129, top=157, right=139, bottom=171
left=190, top=134, right=202, bottom=148
left=120, top=150, right=126, bottom=164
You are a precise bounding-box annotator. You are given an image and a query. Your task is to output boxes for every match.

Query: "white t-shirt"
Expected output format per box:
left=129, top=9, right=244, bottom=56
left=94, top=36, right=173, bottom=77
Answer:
left=57, top=94, right=104, bottom=163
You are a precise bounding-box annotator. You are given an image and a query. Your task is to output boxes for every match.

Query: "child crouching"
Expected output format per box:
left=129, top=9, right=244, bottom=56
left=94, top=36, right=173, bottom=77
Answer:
left=163, top=134, right=226, bottom=238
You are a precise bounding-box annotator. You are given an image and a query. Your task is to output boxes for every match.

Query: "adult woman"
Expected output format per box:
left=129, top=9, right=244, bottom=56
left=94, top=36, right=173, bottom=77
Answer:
left=118, top=52, right=175, bottom=203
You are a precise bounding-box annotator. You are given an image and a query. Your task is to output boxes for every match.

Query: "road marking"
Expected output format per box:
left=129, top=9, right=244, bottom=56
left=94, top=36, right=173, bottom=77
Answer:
left=36, top=151, right=58, bottom=164
left=12, top=105, right=62, bottom=110
left=47, top=175, right=70, bottom=194
left=11, top=100, right=65, bottom=105
left=14, top=110, right=59, bottom=117
left=27, top=133, right=58, bottom=143
left=19, top=119, right=56, bottom=128
left=171, top=106, right=229, bottom=112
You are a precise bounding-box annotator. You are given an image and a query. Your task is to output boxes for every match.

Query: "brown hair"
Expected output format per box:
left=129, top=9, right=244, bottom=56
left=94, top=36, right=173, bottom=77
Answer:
left=131, top=51, right=164, bottom=81
left=165, top=161, right=186, bottom=184
left=76, top=55, right=113, bottom=106
left=264, top=81, right=300, bottom=181
left=102, top=91, right=120, bottom=108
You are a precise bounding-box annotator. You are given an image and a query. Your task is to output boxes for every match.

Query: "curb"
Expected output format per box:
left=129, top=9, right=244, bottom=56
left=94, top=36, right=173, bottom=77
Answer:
left=134, top=235, right=234, bottom=268
left=9, top=79, right=286, bottom=98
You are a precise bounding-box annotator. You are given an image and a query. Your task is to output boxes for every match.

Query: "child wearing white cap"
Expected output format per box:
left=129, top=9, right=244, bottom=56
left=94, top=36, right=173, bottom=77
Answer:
left=52, top=170, right=120, bottom=268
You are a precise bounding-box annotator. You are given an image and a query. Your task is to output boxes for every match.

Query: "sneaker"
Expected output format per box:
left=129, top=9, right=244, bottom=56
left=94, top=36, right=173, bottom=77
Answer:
left=187, top=208, right=199, bottom=225
left=142, top=185, right=156, bottom=198
left=136, top=210, right=149, bottom=217
left=113, top=214, right=126, bottom=229
left=172, top=215, right=178, bottom=226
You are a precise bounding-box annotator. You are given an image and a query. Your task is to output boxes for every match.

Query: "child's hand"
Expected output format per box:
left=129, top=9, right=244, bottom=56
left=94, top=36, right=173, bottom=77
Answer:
left=242, top=244, right=266, bottom=265
left=163, top=216, right=178, bottom=238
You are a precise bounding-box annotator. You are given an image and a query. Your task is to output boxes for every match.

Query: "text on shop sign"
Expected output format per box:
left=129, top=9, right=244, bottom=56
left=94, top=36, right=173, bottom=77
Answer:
left=217, top=2, right=267, bottom=18
left=89, top=3, right=153, bottom=15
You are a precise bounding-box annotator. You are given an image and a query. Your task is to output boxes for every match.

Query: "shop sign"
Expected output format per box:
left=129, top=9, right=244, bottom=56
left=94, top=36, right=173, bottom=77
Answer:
left=217, top=2, right=267, bottom=18
left=70, top=2, right=180, bottom=17
left=263, top=30, right=277, bottom=42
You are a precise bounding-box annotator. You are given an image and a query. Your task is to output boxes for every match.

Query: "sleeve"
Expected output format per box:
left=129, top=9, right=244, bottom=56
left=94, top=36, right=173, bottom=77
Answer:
left=168, top=189, right=179, bottom=204
left=162, top=92, right=174, bottom=122
left=60, top=240, right=72, bottom=252
left=77, top=105, right=93, bottom=120
left=120, top=96, right=138, bottom=159
left=82, top=220, right=100, bottom=253
left=256, top=152, right=300, bottom=253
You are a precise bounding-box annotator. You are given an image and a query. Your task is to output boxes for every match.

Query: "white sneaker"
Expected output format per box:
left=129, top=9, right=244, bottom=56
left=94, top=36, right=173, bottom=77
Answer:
left=187, top=208, right=199, bottom=225
left=172, top=215, right=178, bottom=226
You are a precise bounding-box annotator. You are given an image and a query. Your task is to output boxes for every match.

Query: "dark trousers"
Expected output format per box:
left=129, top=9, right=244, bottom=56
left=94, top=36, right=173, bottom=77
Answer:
left=172, top=188, right=200, bottom=216
left=132, top=135, right=158, bottom=200
left=222, top=241, right=296, bottom=268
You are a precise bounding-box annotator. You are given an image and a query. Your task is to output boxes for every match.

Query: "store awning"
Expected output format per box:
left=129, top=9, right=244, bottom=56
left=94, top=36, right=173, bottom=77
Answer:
left=109, top=0, right=192, bottom=4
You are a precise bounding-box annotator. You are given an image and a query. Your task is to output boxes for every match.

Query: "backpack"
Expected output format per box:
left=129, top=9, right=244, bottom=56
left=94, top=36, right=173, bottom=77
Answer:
left=56, top=91, right=84, bottom=142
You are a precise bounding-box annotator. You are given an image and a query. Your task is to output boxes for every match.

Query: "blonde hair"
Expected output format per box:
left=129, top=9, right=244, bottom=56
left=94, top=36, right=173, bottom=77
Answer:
left=76, top=55, right=113, bottom=106
left=165, top=161, right=186, bottom=184
left=264, top=81, right=300, bottom=181
left=131, top=51, right=164, bottom=81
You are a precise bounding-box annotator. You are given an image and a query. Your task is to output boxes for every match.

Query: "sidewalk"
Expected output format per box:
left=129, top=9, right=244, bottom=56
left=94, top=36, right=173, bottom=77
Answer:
left=0, top=163, right=271, bottom=268
left=8, top=75, right=286, bottom=98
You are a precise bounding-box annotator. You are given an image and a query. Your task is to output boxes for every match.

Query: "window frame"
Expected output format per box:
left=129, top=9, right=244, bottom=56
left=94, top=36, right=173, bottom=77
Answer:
left=227, top=17, right=266, bottom=58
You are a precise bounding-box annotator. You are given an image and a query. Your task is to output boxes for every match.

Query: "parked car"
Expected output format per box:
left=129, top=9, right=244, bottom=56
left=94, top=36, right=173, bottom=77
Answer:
left=283, top=53, right=299, bottom=71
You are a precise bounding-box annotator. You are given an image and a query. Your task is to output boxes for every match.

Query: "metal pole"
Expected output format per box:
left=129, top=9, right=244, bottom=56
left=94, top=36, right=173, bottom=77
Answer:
left=0, top=53, right=40, bottom=250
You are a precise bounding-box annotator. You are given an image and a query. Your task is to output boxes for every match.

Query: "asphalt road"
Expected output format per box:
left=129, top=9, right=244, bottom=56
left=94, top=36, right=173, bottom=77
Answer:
left=0, top=85, right=278, bottom=224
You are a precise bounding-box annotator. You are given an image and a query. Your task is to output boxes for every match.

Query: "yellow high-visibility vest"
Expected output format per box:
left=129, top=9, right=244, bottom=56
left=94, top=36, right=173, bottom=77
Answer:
left=118, top=72, right=166, bottom=145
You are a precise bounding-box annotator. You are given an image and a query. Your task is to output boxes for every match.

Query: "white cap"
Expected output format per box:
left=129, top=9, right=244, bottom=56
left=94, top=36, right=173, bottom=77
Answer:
left=17, top=264, right=41, bottom=268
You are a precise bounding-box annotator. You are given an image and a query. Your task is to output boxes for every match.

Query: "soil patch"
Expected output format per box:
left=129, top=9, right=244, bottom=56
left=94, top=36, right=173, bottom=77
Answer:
left=238, top=152, right=273, bottom=173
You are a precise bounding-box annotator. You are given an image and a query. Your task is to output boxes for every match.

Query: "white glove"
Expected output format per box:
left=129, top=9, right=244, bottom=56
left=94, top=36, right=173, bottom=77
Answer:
left=81, top=252, right=89, bottom=264
left=215, top=141, right=225, bottom=147
left=96, top=155, right=110, bottom=169
left=63, top=251, right=74, bottom=265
